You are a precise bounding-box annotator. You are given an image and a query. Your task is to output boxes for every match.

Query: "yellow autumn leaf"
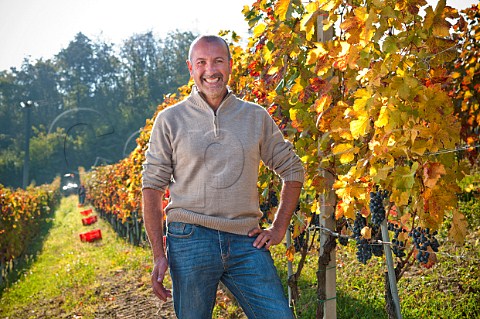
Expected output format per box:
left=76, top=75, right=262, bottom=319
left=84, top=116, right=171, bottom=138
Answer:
left=267, top=65, right=279, bottom=75
left=374, top=104, right=389, bottom=128
left=332, top=143, right=356, bottom=164
left=350, top=115, right=370, bottom=139
left=313, top=94, right=332, bottom=113
left=275, top=0, right=292, bottom=21
left=307, top=44, right=328, bottom=65
left=451, top=71, right=461, bottom=79
left=300, top=2, right=319, bottom=41
left=353, top=88, right=372, bottom=112
left=253, top=23, right=266, bottom=38
left=289, top=108, right=299, bottom=121
left=361, top=226, right=372, bottom=239
left=286, top=245, right=295, bottom=262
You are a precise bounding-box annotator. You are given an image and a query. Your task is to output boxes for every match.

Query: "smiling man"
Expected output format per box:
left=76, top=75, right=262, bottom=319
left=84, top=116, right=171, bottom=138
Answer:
left=141, top=35, right=304, bottom=319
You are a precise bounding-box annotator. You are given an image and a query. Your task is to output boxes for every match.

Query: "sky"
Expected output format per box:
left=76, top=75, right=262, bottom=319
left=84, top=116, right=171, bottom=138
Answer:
left=0, top=0, right=478, bottom=71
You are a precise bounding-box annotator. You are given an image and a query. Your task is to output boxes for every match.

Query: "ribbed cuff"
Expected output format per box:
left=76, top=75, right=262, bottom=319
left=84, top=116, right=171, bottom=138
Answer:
left=282, top=171, right=305, bottom=184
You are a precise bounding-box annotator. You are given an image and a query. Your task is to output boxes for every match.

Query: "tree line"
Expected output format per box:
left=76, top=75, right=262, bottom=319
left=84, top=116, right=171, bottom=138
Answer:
left=0, top=30, right=197, bottom=188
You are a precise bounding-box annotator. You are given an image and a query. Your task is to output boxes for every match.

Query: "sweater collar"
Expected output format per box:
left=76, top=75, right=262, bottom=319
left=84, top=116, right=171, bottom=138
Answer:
left=189, top=85, right=235, bottom=112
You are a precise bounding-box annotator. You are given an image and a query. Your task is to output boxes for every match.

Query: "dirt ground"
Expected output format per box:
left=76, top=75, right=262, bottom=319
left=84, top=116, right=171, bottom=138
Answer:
left=3, top=269, right=176, bottom=319
left=3, top=267, right=248, bottom=319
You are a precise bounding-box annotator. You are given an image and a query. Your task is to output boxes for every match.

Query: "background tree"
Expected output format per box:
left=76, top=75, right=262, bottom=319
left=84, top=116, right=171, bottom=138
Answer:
left=0, top=30, right=196, bottom=188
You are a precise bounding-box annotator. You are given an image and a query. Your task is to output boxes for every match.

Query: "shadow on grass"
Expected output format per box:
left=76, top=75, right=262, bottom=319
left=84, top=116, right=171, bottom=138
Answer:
left=0, top=206, right=57, bottom=295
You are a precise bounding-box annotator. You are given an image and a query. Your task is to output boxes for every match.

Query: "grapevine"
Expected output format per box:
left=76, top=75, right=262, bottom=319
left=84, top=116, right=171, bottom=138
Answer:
left=409, top=227, right=440, bottom=265
left=388, top=222, right=407, bottom=259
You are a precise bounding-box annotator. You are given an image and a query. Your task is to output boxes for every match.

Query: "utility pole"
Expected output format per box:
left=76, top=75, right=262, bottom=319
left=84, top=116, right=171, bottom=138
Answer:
left=21, top=100, right=33, bottom=189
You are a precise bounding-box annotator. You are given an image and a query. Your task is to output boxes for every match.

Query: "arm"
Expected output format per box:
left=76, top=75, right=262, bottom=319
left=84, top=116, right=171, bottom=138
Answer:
left=142, top=188, right=171, bottom=301
left=249, top=180, right=302, bottom=249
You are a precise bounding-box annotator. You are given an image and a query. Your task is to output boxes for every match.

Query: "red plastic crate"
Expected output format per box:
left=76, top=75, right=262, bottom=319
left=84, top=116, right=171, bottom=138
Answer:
left=82, top=215, right=98, bottom=226
left=79, top=229, right=102, bottom=242
left=80, top=208, right=93, bottom=216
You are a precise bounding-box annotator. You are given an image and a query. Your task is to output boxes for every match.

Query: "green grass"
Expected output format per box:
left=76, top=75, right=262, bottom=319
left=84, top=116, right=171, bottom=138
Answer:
left=1, top=196, right=479, bottom=319
left=0, top=196, right=155, bottom=318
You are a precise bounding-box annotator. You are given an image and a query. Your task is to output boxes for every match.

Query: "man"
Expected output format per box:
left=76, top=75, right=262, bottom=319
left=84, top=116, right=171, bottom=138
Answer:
left=142, top=35, right=304, bottom=319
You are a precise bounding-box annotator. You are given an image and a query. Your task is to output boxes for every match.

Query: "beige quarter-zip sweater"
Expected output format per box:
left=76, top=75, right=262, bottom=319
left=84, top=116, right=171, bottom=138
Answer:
left=142, top=87, right=304, bottom=235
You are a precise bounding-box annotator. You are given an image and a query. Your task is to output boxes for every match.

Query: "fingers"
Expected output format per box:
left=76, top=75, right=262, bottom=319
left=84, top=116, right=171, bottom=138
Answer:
left=248, top=228, right=263, bottom=237
left=152, top=280, right=172, bottom=301
left=151, top=259, right=172, bottom=301
left=253, top=233, right=270, bottom=249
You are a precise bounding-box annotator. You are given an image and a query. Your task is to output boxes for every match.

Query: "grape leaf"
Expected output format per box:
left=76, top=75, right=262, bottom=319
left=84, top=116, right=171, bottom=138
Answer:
left=275, top=0, right=292, bottom=21
left=286, top=245, right=295, bottom=262
left=300, top=2, right=319, bottom=41
left=423, top=162, right=446, bottom=188
left=448, top=211, right=468, bottom=245
left=361, top=226, right=372, bottom=239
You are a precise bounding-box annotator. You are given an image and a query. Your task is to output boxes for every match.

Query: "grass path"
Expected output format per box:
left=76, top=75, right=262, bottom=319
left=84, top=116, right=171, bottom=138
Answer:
left=0, top=196, right=175, bottom=319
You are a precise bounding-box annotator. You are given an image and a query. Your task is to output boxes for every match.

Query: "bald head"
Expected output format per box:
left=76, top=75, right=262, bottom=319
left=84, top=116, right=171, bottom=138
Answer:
left=188, top=35, right=231, bottom=62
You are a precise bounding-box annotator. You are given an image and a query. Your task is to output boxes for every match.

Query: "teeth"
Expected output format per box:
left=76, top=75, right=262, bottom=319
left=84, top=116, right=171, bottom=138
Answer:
left=204, top=77, right=220, bottom=83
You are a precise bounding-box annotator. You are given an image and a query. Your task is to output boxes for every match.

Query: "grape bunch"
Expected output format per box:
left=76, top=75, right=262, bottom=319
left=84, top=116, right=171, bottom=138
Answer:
left=259, top=202, right=270, bottom=222
left=388, top=222, right=407, bottom=258
left=369, top=187, right=390, bottom=226
left=353, top=212, right=367, bottom=240
left=338, top=235, right=349, bottom=246
left=356, top=238, right=372, bottom=264
left=293, top=231, right=306, bottom=252
left=409, top=227, right=440, bottom=264
left=269, top=191, right=278, bottom=207
left=259, top=190, right=279, bottom=222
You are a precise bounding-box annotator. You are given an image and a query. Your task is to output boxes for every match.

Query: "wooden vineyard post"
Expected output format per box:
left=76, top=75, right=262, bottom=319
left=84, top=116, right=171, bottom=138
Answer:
left=316, top=11, right=336, bottom=319
left=317, top=168, right=337, bottom=319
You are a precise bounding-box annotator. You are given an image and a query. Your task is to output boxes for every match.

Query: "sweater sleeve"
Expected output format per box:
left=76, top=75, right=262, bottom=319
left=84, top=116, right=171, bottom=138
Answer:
left=259, top=108, right=305, bottom=184
left=141, top=110, right=174, bottom=192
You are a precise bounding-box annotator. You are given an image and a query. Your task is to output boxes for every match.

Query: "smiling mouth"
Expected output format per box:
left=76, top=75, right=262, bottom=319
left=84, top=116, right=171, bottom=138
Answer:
left=204, top=78, right=220, bottom=83
left=203, top=75, right=222, bottom=84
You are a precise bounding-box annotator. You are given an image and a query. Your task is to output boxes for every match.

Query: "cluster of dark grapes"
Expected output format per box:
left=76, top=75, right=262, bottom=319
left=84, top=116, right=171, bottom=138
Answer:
left=369, top=188, right=390, bottom=226
left=388, top=222, right=407, bottom=258
left=338, top=235, right=349, bottom=246
left=356, top=238, right=372, bottom=264
left=259, top=191, right=279, bottom=222
left=269, top=191, right=278, bottom=207
left=409, top=227, right=440, bottom=264
left=352, top=213, right=373, bottom=264
left=293, top=231, right=306, bottom=252
left=259, top=202, right=270, bottom=221
left=353, top=212, right=367, bottom=239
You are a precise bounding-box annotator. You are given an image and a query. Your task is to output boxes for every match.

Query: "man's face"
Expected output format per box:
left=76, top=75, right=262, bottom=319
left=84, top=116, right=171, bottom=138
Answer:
left=187, top=39, right=232, bottom=108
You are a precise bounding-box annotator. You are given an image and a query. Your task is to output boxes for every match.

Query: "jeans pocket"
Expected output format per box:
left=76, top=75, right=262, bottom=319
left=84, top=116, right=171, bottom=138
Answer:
left=167, top=222, right=195, bottom=238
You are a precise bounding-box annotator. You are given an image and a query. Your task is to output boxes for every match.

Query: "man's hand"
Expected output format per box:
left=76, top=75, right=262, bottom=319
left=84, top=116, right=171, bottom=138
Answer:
left=249, top=181, right=302, bottom=250
left=248, top=227, right=285, bottom=250
left=151, top=256, right=172, bottom=301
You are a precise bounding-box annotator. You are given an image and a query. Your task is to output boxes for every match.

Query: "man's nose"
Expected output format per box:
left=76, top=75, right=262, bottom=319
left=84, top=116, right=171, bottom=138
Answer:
left=205, top=61, right=217, bottom=73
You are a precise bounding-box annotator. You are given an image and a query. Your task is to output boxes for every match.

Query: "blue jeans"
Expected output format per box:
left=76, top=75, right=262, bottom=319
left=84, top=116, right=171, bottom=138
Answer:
left=166, top=222, right=294, bottom=319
